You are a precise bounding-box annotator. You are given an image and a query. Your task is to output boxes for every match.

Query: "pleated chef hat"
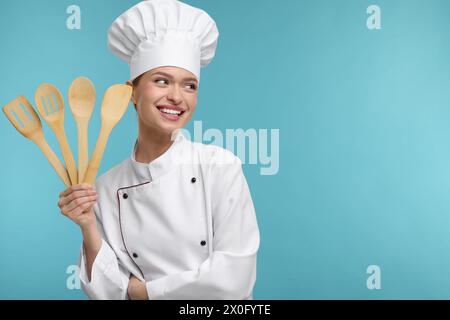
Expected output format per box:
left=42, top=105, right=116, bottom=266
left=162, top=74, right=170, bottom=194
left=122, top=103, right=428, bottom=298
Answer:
left=108, top=0, right=219, bottom=83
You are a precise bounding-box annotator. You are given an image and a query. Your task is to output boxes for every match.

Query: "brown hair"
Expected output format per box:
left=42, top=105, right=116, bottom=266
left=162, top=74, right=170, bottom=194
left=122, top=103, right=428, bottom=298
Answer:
left=132, top=73, right=144, bottom=87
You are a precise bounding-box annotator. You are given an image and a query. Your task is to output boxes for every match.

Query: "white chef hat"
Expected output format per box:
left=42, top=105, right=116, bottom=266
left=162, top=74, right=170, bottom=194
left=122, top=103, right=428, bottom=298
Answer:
left=107, top=0, right=219, bottom=83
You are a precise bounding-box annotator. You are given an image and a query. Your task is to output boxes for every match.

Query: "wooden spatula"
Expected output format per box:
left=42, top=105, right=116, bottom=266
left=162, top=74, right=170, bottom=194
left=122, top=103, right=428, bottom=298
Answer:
left=35, top=83, right=78, bottom=185
left=68, top=77, right=96, bottom=183
left=83, top=84, right=132, bottom=185
left=2, top=96, right=71, bottom=187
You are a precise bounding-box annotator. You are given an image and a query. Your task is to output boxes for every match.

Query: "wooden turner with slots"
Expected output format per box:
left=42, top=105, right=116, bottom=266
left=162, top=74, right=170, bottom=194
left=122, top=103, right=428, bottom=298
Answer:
left=2, top=96, right=71, bottom=186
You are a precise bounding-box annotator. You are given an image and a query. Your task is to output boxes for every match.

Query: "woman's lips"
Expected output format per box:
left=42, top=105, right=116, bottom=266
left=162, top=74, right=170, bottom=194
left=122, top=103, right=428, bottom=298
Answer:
left=156, top=106, right=184, bottom=121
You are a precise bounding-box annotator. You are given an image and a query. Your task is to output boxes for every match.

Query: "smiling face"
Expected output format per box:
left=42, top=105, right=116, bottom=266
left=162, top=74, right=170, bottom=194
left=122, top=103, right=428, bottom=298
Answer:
left=128, top=66, right=199, bottom=136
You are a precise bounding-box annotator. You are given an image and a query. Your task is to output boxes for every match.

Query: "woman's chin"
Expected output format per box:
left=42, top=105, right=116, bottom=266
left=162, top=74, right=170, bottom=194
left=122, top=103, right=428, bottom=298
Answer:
left=156, top=121, right=185, bottom=134
left=139, top=111, right=189, bottom=134
left=159, top=114, right=190, bottom=130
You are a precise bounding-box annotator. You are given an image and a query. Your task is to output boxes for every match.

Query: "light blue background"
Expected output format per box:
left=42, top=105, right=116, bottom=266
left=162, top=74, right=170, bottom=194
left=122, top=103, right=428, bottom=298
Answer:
left=1, top=0, right=450, bottom=299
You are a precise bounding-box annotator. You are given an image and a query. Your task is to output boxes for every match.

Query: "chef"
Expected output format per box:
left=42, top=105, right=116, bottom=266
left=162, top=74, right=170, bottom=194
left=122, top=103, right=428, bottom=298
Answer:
left=57, top=0, right=260, bottom=300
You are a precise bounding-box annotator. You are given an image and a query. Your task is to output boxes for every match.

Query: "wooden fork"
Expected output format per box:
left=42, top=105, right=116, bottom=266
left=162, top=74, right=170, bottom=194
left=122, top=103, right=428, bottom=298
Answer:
left=35, top=83, right=78, bottom=185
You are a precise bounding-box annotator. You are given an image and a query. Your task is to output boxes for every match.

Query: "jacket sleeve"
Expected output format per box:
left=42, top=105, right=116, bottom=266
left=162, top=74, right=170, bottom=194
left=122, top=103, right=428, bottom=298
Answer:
left=145, top=152, right=260, bottom=300
left=77, top=203, right=131, bottom=300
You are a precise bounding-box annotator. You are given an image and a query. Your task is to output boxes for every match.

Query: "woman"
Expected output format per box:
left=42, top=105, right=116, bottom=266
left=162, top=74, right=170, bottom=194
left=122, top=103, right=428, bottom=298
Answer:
left=58, top=0, right=260, bottom=300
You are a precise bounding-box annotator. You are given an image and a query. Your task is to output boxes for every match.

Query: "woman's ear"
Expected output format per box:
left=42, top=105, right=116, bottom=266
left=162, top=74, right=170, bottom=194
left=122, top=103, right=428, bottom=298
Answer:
left=126, top=80, right=137, bottom=108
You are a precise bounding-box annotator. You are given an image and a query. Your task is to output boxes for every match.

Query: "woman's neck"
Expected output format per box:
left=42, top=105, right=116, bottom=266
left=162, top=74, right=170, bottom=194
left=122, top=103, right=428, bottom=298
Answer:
left=135, top=127, right=175, bottom=164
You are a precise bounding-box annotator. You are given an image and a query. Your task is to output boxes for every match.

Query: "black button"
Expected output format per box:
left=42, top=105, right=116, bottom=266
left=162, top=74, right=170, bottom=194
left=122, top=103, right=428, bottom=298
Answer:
left=123, top=193, right=128, bottom=199
left=191, top=177, right=196, bottom=183
left=200, top=240, right=206, bottom=246
left=132, top=253, right=138, bottom=258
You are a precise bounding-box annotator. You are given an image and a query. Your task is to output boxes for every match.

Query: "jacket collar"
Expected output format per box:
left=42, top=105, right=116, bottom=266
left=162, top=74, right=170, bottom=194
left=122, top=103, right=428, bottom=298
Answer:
left=130, top=129, right=187, bottom=181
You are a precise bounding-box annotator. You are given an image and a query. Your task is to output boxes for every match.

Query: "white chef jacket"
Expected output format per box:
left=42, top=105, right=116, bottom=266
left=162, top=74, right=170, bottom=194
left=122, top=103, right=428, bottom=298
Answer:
left=76, top=130, right=260, bottom=300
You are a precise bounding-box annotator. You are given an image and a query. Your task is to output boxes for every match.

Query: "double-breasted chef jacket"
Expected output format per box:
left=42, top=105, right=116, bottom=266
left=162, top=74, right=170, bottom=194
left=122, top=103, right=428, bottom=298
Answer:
left=77, top=130, right=260, bottom=300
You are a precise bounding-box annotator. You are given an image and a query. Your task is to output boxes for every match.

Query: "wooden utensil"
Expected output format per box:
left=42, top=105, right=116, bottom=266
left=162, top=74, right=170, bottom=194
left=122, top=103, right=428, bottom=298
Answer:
left=83, top=84, right=132, bottom=185
left=35, top=83, right=78, bottom=185
left=68, top=77, right=96, bottom=183
left=2, top=96, right=71, bottom=187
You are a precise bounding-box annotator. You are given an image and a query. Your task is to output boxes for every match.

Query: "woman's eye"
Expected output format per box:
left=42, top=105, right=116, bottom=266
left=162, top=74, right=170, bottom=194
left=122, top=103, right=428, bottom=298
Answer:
left=155, top=78, right=168, bottom=85
left=154, top=78, right=196, bottom=90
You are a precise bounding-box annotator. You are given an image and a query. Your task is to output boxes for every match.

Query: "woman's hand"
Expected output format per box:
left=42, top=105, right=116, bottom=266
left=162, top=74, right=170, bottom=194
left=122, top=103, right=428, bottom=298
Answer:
left=58, top=183, right=98, bottom=229
left=128, top=274, right=149, bottom=300
left=59, top=184, right=101, bottom=282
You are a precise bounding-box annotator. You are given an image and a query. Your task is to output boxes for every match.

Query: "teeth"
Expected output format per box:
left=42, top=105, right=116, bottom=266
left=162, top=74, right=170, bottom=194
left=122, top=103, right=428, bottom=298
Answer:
left=159, top=108, right=181, bottom=115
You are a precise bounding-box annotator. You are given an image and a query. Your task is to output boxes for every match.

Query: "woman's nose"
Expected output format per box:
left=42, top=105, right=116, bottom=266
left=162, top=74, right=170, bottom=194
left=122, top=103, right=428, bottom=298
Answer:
left=167, top=84, right=182, bottom=103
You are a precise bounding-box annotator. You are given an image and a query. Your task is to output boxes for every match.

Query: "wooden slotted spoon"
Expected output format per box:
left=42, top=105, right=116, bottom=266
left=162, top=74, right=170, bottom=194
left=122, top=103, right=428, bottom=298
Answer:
left=35, top=83, right=78, bottom=185
left=68, top=77, right=96, bottom=183
left=83, top=84, right=132, bottom=185
left=2, top=96, right=71, bottom=186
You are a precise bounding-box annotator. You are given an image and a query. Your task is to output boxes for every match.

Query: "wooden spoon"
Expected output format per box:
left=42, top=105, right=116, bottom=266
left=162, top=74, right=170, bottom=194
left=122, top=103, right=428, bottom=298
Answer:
left=35, top=83, right=78, bottom=185
left=68, top=77, right=96, bottom=183
left=2, top=96, right=71, bottom=186
left=83, top=84, right=132, bottom=185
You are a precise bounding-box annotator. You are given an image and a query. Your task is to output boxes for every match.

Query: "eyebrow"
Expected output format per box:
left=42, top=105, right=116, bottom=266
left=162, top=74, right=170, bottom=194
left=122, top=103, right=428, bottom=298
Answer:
left=150, top=71, right=198, bottom=83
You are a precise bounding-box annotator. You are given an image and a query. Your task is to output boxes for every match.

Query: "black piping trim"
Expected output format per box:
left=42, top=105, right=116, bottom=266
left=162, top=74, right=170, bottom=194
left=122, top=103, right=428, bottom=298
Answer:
left=116, top=181, right=151, bottom=280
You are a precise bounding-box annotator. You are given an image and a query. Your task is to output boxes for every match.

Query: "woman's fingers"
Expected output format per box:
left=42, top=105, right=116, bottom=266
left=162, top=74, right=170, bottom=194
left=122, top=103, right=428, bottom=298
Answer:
left=59, top=189, right=97, bottom=208
left=64, top=189, right=97, bottom=206
left=59, top=183, right=94, bottom=198
left=59, top=185, right=93, bottom=207
left=65, top=200, right=97, bottom=219
left=63, top=194, right=98, bottom=213
left=58, top=184, right=98, bottom=228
